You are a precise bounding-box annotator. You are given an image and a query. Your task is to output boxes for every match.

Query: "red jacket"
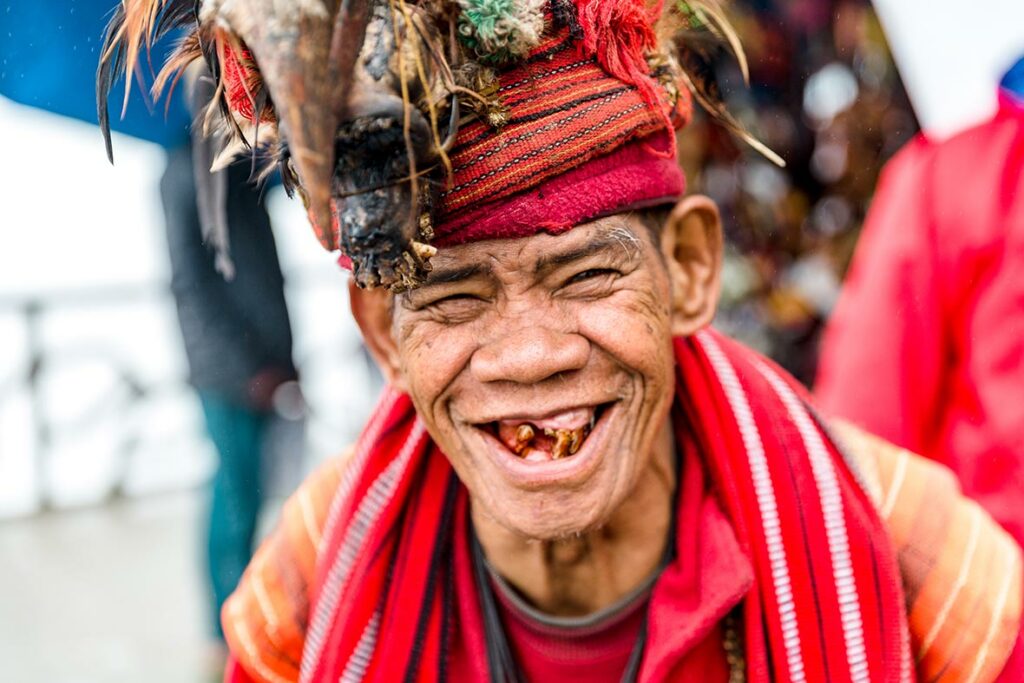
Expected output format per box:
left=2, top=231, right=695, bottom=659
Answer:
left=816, top=95, right=1024, bottom=548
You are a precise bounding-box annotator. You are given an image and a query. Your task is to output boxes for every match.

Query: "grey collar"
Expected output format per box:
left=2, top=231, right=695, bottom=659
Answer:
left=484, top=558, right=662, bottom=632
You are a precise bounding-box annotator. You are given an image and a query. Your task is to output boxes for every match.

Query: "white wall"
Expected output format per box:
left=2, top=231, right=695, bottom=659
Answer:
left=873, top=0, right=1024, bottom=139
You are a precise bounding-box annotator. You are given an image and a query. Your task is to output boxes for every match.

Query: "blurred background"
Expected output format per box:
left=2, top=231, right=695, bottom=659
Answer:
left=1, top=0, right=1023, bottom=681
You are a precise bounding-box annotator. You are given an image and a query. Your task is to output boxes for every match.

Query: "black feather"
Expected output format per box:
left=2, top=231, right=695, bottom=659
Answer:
left=96, top=0, right=198, bottom=163
left=199, top=27, right=219, bottom=88
left=278, top=143, right=296, bottom=199
left=154, top=0, right=196, bottom=38
left=96, top=4, right=127, bottom=164
left=248, top=89, right=269, bottom=182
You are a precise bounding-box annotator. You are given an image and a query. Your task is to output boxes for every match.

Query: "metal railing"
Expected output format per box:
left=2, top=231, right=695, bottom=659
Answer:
left=0, top=270, right=376, bottom=517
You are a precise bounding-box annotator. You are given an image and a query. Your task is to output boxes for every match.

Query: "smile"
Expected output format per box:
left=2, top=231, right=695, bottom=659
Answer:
left=470, top=402, right=616, bottom=489
left=489, top=405, right=605, bottom=462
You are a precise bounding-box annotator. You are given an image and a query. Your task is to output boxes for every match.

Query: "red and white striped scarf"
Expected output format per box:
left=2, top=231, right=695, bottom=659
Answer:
left=298, top=328, right=912, bottom=682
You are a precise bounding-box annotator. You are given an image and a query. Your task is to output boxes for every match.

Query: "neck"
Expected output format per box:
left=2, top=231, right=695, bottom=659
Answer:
left=471, top=421, right=676, bottom=617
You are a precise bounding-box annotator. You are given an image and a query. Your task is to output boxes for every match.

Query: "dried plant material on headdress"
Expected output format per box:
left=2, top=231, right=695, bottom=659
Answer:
left=456, top=0, right=547, bottom=64
left=675, top=0, right=747, bottom=83
left=449, top=61, right=507, bottom=127
left=667, top=0, right=784, bottom=166
left=97, top=0, right=782, bottom=291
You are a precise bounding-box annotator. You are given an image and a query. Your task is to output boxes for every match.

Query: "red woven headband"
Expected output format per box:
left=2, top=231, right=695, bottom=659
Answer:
left=325, top=25, right=689, bottom=267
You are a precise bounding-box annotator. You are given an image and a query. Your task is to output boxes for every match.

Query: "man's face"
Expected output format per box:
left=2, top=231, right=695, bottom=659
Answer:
left=388, top=215, right=678, bottom=540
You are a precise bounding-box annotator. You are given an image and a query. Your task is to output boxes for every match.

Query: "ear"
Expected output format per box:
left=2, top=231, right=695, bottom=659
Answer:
left=659, top=195, right=723, bottom=336
left=348, top=280, right=407, bottom=390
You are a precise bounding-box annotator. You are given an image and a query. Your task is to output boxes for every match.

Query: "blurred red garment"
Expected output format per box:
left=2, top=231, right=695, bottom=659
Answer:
left=816, top=93, right=1024, bottom=547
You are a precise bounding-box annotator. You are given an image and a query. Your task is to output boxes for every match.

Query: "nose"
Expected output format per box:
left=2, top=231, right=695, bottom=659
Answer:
left=471, top=326, right=590, bottom=385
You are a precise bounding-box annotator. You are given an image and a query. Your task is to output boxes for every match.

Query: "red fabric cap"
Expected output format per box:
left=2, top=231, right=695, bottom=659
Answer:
left=433, top=28, right=686, bottom=222
left=336, top=130, right=683, bottom=270
left=433, top=129, right=684, bottom=247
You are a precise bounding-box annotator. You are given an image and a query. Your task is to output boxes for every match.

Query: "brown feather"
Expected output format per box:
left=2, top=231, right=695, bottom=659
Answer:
left=153, top=31, right=204, bottom=101
left=114, top=0, right=169, bottom=116
left=667, top=0, right=784, bottom=166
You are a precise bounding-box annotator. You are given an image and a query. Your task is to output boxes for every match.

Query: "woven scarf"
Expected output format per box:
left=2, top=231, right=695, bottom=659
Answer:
left=297, top=328, right=913, bottom=683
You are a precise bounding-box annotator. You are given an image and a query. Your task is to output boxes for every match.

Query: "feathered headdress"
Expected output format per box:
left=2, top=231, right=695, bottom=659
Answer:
left=98, top=0, right=779, bottom=289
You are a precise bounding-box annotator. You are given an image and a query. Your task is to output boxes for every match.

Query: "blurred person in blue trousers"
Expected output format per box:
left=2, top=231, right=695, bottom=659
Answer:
left=2, top=2, right=299, bottom=671
left=159, top=122, right=299, bottom=651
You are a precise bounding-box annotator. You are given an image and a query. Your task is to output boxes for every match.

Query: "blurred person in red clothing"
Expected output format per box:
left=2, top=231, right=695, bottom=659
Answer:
left=817, top=56, right=1024, bottom=547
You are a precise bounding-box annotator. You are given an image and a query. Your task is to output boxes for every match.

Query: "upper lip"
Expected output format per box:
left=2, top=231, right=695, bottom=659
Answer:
left=468, top=401, right=613, bottom=427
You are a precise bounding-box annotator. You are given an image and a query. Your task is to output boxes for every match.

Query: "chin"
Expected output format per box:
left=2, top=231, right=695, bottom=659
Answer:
left=487, top=496, right=614, bottom=541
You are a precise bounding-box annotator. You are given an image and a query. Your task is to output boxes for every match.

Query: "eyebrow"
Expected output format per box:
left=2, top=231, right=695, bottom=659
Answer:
left=533, top=226, right=642, bottom=274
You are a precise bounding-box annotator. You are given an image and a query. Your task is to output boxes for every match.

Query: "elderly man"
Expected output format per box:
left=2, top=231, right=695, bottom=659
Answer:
left=98, top=0, right=1021, bottom=681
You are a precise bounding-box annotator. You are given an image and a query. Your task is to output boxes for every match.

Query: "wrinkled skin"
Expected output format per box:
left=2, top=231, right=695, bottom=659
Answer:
left=393, top=218, right=679, bottom=540
left=351, top=199, right=724, bottom=613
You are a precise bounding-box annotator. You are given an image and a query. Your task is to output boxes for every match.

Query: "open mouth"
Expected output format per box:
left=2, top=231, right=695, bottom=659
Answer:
left=482, top=404, right=611, bottom=463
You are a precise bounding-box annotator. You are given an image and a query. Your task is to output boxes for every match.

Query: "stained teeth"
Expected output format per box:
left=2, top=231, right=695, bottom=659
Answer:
left=568, top=429, right=583, bottom=455
left=552, top=430, right=573, bottom=460
left=514, top=424, right=535, bottom=454
left=502, top=417, right=596, bottom=460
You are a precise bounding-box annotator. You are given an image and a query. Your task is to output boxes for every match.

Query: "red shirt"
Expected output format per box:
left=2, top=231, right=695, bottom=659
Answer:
left=492, top=570, right=654, bottom=683
left=494, top=583, right=734, bottom=683
left=448, top=434, right=753, bottom=682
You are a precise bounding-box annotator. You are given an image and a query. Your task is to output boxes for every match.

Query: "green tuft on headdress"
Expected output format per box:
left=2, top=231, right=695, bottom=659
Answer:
left=456, top=0, right=547, bottom=64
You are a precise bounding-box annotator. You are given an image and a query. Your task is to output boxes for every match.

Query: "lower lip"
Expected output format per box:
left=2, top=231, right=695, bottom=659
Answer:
left=474, top=404, right=616, bottom=491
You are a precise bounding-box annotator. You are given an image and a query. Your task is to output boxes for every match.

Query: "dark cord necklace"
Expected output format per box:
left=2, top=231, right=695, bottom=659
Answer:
left=469, top=500, right=677, bottom=683
left=469, top=527, right=747, bottom=683
left=470, top=527, right=657, bottom=683
left=466, top=444, right=747, bottom=683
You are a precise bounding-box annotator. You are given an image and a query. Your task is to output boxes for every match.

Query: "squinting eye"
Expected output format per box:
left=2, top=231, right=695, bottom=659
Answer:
left=429, top=293, right=479, bottom=306
left=566, top=268, right=618, bottom=285
left=419, top=293, right=488, bottom=316
left=417, top=292, right=488, bottom=324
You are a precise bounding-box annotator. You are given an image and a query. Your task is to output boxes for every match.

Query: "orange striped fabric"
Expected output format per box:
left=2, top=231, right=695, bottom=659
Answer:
left=223, top=428, right=1023, bottom=683
left=221, top=449, right=352, bottom=683
left=834, top=421, right=1023, bottom=683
